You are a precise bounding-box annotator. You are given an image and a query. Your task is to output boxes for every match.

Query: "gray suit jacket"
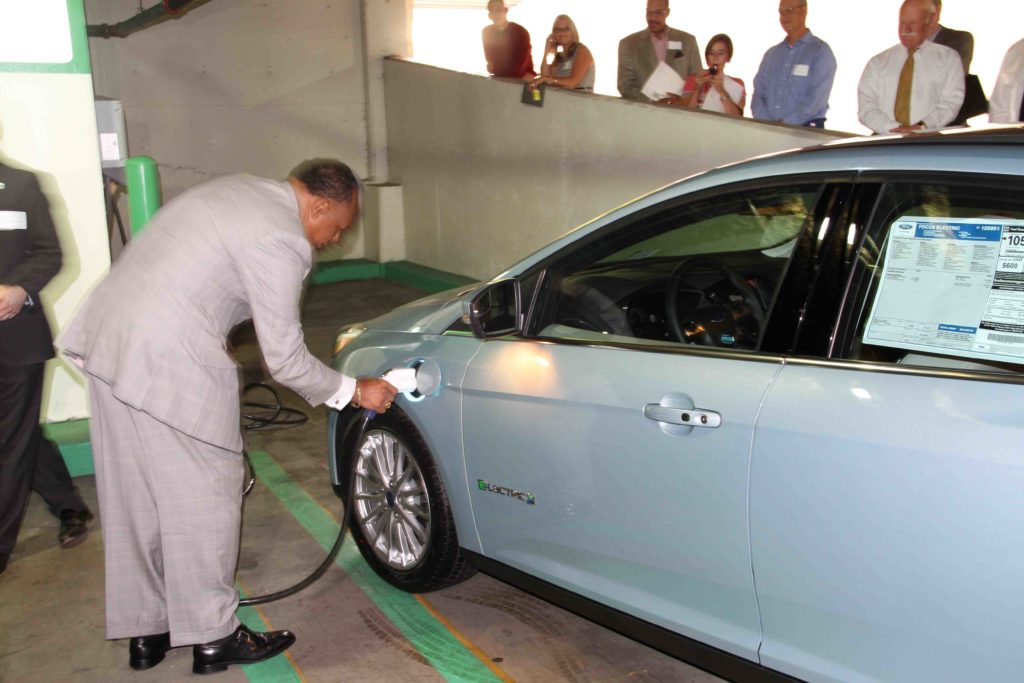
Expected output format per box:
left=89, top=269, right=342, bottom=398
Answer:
left=618, top=27, right=701, bottom=101
left=59, top=175, right=343, bottom=451
left=933, top=25, right=974, bottom=73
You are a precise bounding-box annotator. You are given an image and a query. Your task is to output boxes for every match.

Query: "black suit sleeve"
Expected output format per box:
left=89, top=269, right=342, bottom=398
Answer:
left=5, top=174, right=62, bottom=300
left=958, top=32, right=974, bottom=73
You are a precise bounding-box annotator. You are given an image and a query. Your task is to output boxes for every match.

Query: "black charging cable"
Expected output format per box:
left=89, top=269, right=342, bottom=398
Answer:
left=235, top=382, right=373, bottom=607
left=241, top=382, right=309, bottom=431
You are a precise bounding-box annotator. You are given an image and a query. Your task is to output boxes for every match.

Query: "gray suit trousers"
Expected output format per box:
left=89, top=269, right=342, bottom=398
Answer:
left=89, top=378, right=243, bottom=646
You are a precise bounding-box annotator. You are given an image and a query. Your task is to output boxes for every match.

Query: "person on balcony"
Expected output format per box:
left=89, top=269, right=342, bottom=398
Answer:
left=534, top=15, right=595, bottom=91
left=617, top=0, right=700, bottom=102
left=857, top=0, right=964, bottom=135
left=482, top=0, right=535, bottom=80
left=665, top=34, right=745, bottom=116
left=751, top=0, right=836, bottom=128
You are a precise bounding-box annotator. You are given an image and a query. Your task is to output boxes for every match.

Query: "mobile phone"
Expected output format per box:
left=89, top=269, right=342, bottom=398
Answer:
left=709, top=65, right=719, bottom=76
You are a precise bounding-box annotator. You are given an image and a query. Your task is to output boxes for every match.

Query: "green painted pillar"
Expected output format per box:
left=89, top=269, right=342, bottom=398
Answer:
left=125, top=156, right=161, bottom=235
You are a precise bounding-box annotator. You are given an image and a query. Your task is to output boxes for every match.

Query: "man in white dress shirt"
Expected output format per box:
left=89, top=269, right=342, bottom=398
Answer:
left=857, top=0, right=964, bottom=135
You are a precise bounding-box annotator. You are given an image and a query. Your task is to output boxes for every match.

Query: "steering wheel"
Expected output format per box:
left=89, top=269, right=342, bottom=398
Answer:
left=665, top=255, right=767, bottom=347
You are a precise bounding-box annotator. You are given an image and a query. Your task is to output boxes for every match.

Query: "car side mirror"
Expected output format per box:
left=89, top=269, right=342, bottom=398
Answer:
left=465, top=279, right=522, bottom=338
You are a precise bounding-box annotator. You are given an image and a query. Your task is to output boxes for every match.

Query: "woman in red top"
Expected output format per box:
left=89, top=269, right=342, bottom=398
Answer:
left=679, top=34, right=745, bottom=116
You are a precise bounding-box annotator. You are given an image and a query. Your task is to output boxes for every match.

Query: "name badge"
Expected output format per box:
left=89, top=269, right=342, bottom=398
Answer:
left=667, top=40, right=683, bottom=51
left=0, top=211, right=27, bottom=230
left=792, top=64, right=810, bottom=77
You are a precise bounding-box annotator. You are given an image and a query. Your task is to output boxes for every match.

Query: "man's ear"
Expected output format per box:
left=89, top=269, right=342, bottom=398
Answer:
left=310, top=195, right=333, bottom=219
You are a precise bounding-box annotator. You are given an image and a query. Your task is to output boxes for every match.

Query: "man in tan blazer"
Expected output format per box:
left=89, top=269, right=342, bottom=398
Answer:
left=59, top=159, right=397, bottom=674
left=617, top=0, right=701, bottom=101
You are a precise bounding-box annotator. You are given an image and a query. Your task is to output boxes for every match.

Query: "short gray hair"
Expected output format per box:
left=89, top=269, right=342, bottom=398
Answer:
left=290, top=159, right=359, bottom=203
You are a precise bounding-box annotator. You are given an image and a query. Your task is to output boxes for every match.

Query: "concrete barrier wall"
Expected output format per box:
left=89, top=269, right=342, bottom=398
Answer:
left=384, top=58, right=850, bottom=282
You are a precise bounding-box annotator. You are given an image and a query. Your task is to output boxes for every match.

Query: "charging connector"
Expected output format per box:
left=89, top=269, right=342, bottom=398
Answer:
left=382, top=367, right=418, bottom=394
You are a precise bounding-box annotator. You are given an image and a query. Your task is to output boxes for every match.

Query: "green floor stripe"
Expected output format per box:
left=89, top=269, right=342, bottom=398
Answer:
left=235, top=589, right=304, bottom=683
left=247, top=450, right=501, bottom=683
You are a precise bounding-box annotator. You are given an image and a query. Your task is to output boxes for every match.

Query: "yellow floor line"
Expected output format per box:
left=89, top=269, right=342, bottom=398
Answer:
left=415, top=594, right=517, bottom=683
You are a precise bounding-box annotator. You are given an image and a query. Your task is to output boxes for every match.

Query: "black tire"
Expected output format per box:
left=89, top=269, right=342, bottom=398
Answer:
left=335, top=407, right=475, bottom=592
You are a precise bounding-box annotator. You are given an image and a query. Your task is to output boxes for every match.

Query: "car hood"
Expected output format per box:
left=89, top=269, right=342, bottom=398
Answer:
left=356, top=282, right=482, bottom=335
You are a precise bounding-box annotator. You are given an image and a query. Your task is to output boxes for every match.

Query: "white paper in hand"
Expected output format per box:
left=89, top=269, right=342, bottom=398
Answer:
left=700, top=75, right=745, bottom=113
left=641, top=62, right=685, bottom=101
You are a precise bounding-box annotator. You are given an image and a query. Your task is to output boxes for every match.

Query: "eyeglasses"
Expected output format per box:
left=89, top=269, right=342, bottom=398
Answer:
left=553, top=26, right=571, bottom=32
left=778, top=4, right=806, bottom=16
left=646, top=9, right=669, bottom=15
left=707, top=50, right=729, bottom=57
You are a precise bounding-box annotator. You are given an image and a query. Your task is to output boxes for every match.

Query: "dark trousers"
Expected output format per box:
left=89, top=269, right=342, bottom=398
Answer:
left=0, top=363, right=85, bottom=554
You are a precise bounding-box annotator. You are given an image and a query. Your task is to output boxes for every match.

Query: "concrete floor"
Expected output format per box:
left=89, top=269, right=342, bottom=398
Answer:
left=0, top=279, right=723, bottom=683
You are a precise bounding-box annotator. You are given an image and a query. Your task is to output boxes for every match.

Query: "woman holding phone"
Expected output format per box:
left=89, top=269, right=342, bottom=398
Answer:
left=534, top=15, right=595, bottom=91
left=677, top=34, right=745, bottom=116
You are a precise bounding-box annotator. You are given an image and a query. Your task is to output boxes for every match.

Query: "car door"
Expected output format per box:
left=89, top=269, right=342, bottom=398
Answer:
left=461, top=180, right=830, bottom=661
left=750, top=175, right=1024, bottom=681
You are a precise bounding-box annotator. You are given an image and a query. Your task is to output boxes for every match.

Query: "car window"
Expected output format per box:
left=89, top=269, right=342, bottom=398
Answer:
left=527, top=184, right=821, bottom=351
left=598, top=196, right=808, bottom=263
left=843, top=180, right=1024, bottom=375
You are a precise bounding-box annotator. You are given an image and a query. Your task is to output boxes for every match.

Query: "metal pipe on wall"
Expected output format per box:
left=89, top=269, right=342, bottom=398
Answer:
left=87, top=0, right=212, bottom=39
left=358, top=0, right=377, bottom=182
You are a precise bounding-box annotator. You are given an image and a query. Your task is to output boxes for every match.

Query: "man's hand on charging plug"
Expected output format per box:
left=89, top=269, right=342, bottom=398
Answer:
left=355, top=377, right=399, bottom=412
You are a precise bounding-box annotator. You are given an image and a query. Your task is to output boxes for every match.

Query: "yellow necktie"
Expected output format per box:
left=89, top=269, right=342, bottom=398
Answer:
left=894, top=47, right=916, bottom=126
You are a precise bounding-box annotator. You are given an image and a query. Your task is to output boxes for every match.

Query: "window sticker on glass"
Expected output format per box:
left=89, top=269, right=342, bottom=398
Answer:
left=863, top=216, right=1024, bottom=364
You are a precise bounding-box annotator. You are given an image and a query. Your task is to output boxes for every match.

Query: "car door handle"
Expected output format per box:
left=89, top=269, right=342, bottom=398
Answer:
left=643, top=404, right=722, bottom=428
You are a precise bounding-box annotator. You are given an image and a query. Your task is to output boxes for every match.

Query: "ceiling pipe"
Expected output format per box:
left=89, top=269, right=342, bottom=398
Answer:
left=87, top=0, right=212, bottom=39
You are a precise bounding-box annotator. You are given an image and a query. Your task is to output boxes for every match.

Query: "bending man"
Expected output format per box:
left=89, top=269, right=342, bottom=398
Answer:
left=59, top=159, right=397, bottom=674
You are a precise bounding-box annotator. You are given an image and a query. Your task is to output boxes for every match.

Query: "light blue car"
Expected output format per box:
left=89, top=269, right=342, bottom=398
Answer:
left=328, top=128, right=1024, bottom=682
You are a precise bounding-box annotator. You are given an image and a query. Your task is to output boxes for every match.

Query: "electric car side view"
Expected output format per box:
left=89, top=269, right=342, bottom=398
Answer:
left=328, top=128, right=1024, bottom=682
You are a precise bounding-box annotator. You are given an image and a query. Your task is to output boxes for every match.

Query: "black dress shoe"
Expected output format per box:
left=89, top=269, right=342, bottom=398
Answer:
left=129, top=632, right=171, bottom=671
left=193, top=624, right=295, bottom=675
left=58, top=508, right=94, bottom=549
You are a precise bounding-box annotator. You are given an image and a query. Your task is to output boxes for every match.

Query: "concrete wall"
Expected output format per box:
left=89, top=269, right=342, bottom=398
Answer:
left=384, top=58, right=850, bottom=281
left=83, top=0, right=391, bottom=261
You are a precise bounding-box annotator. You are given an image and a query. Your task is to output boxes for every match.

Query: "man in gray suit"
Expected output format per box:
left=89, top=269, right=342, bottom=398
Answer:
left=58, top=160, right=398, bottom=674
left=617, top=0, right=701, bottom=102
